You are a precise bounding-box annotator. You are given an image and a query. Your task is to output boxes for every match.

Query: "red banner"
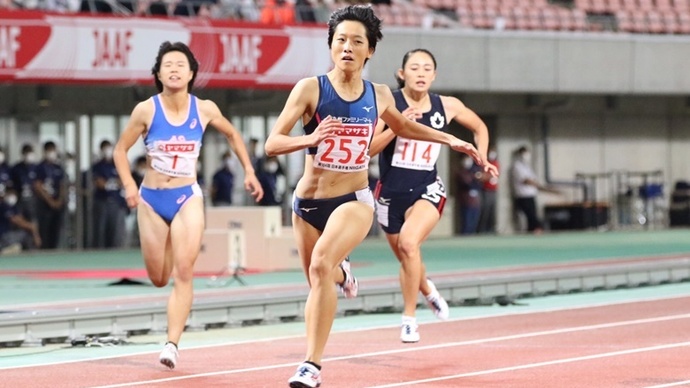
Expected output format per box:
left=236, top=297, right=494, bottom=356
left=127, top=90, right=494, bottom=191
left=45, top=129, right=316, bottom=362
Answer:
left=0, top=11, right=331, bottom=89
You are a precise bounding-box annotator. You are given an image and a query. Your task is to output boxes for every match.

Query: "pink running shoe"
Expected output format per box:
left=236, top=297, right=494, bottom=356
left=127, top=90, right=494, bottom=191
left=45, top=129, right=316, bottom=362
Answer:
left=338, top=257, right=358, bottom=299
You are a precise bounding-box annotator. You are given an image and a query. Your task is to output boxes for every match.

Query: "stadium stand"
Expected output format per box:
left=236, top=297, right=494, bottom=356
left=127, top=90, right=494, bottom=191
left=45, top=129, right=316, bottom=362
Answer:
left=6, top=0, right=690, bottom=33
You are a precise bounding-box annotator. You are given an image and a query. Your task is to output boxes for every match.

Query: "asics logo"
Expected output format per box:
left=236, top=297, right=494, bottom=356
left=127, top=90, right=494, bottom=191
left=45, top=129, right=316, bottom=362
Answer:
left=362, top=105, right=374, bottom=112
left=176, top=194, right=187, bottom=204
left=190, top=118, right=197, bottom=129
left=300, top=207, right=318, bottom=213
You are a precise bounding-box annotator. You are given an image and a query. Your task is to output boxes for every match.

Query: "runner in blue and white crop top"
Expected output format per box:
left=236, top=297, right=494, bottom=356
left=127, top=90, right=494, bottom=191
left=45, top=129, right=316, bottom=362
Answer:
left=144, top=94, right=204, bottom=178
left=139, top=94, right=205, bottom=224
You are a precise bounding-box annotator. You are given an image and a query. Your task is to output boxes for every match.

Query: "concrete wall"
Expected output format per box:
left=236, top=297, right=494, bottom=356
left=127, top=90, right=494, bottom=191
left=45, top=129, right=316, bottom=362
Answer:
left=370, top=29, right=690, bottom=95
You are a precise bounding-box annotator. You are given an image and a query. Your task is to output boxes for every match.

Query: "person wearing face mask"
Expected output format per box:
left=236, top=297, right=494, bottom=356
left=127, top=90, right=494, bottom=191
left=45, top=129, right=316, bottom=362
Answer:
left=0, top=148, right=11, bottom=198
left=454, top=154, right=484, bottom=235
left=0, top=187, right=41, bottom=254
left=33, top=141, right=67, bottom=249
left=478, top=146, right=500, bottom=234
left=10, top=143, right=39, bottom=223
left=210, top=151, right=235, bottom=206
left=510, top=145, right=560, bottom=234
left=256, top=155, right=285, bottom=207
left=92, top=139, right=128, bottom=248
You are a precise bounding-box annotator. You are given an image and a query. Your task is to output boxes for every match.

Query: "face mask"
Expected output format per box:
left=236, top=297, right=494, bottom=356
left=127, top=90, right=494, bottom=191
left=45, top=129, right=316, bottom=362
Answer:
left=136, top=167, right=146, bottom=176
left=265, top=161, right=279, bottom=174
left=24, top=152, right=36, bottom=164
left=0, top=152, right=5, bottom=165
left=522, top=152, right=531, bottom=163
left=102, top=147, right=113, bottom=159
left=462, top=158, right=474, bottom=169
left=46, top=150, right=58, bottom=162
left=224, top=158, right=233, bottom=170
left=488, top=151, right=497, bottom=161
left=4, top=194, right=17, bottom=206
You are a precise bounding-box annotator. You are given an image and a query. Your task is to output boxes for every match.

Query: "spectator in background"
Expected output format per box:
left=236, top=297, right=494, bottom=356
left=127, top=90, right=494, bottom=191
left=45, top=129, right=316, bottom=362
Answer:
left=295, top=0, right=316, bottom=23
left=510, top=145, right=560, bottom=234
left=10, top=144, right=38, bottom=223
left=454, top=154, right=483, bottom=235
left=477, top=145, right=499, bottom=234
left=92, top=139, right=128, bottom=248
left=311, top=0, right=330, bottom=23
left=238, top=0, right=260, bottom=21
left=129, top=155, right=148, bottom=247
left=211, top=151, right=235, bottom=206
left=33, top=141, right=67, bottom=249
left=0, top=187, right=41, bottom=254
left=0, top=147, right=11, bottom=197
left=132, top=155, right=147, bottom=188
left=247, top=137, right=260, bottom=171
left=256, top=155, right=285, bottom=206
left=260, top=0, right=295, bottom=24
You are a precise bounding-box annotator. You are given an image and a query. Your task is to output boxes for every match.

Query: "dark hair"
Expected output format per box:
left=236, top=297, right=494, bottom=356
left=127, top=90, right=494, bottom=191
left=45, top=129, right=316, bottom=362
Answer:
left=21, top=144, right=33, bottom=154
left=100, top=139, right=112, bottom=150
left=151, top=41, right=199, bottom=93
left=395, top=48, right=437, bottom=89
left=43, top=141, right=56, bottom=151
left=327, top=5, right=383, bottom=54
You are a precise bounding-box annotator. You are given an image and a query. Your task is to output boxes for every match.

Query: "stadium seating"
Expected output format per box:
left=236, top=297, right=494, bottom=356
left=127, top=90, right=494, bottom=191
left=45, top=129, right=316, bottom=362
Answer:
left=10, top=0, right=690, bottom=35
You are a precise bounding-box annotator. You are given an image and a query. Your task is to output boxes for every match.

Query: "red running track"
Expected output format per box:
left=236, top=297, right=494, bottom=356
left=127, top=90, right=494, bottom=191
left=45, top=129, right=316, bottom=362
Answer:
left=2, top=295, right=690, bottom=388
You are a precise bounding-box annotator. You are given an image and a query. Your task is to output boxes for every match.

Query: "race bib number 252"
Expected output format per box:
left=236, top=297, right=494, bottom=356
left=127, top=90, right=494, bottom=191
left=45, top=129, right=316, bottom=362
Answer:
left=314, top=124, right=371, bottom=172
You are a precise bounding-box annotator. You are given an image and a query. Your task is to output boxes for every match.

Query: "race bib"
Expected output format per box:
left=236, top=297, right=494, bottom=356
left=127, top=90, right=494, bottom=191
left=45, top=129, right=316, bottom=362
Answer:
left=391, top=137, right=441, bottom=171
left=313, top=123, right=372, bottom=172
left=151, top=139, right=198, bottom=178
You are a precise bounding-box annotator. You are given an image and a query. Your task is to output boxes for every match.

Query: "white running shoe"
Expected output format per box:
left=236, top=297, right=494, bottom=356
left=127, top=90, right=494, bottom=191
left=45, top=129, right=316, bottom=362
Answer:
left=159, top=342, right=178, bottom=369
left=288, top=362, right=322, bottom=388
left=338, top=257, right=358, bottom=299
left=400, top=320, right=420, bottom=343
left=426, top=278, right=449, bottom=320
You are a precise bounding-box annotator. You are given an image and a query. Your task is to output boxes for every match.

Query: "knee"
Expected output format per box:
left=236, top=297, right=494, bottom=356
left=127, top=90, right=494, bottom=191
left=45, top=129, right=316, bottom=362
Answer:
left=173, top=263, right=195, bottom=283
left=308, top=255, right=333, bottom=283
left=149, top=275, right=169, bottom=288
left=397, top=238, right=420, bottom=260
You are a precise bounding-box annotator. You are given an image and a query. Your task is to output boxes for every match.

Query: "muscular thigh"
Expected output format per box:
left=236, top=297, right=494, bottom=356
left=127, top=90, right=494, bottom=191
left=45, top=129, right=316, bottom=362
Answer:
left=315, top=201, right=374, bottom=266
left=169, top=196, right=205, bottom=268
left=292, top=212, right=321, bottom=281
left=137, top=202, right=171, bottom=269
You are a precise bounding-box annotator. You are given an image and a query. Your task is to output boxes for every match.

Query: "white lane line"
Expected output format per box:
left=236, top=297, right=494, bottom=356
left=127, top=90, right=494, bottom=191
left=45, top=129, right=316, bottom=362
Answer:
left=4, top=291, right=690, bottom=371
left=367, top=341, right=690, bottom=387
left=90, top=312, right=690, bottom=387
left=645, top=380, right=690, bottom=388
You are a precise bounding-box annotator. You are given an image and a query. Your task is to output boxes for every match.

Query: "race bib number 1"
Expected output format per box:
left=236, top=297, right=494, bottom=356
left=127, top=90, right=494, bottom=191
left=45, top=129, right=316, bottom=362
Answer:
left=391, top=138, right=441, bottom=171
left=314, top=123, right=372, bottom=172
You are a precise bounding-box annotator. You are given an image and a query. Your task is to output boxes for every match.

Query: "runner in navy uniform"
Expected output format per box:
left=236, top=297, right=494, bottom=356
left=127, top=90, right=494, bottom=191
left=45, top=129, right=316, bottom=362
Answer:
left=265, top=8, right=486, bottom=387
left=370, top=48, right=498, bottom=343
left=113, top=41, right=263, bottom=370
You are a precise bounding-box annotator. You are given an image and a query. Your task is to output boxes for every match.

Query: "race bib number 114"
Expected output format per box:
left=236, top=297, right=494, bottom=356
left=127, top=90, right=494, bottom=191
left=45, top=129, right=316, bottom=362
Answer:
left=391, top=138, right=441, bottom=171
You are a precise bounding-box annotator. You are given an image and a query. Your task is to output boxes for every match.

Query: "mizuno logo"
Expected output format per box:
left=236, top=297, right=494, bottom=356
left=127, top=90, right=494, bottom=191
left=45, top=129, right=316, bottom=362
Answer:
left=362, top=106, right=374, bottom=112
left=300, top=207, right=318, bottom=213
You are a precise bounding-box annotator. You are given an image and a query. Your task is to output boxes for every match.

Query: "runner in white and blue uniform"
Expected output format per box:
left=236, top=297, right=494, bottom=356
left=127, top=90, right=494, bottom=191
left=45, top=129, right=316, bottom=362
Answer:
left=113, top=41, right=263, bottom=371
